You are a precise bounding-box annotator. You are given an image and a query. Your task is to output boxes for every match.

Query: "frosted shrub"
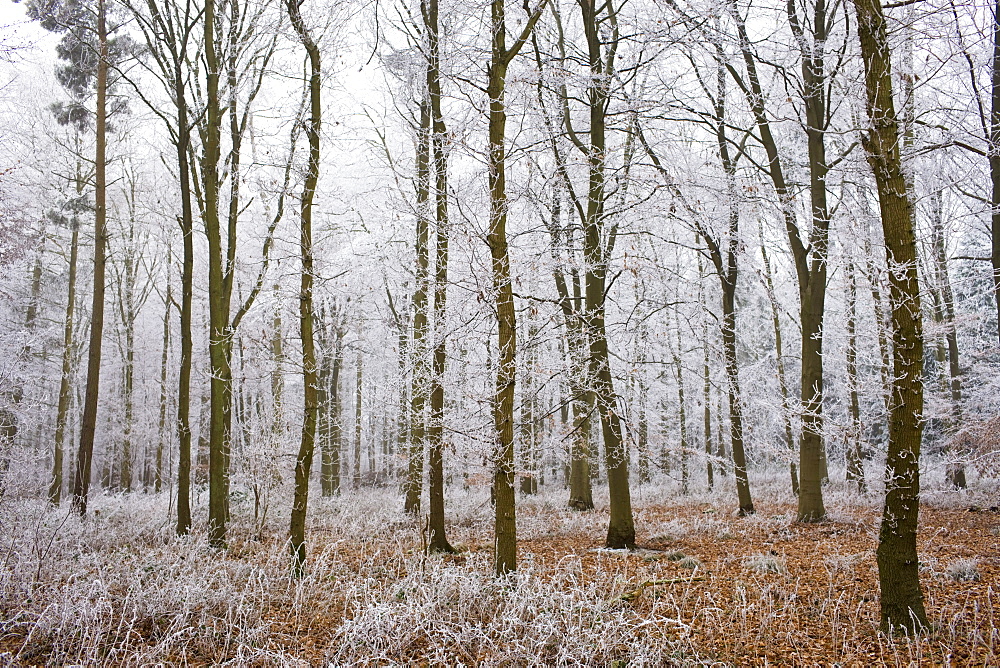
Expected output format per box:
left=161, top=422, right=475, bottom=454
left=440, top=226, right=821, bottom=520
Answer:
left=947, top=559, right=981, bottom=582
left=678, top=557, right=702, bottom=570
left=744, top=554, right=787, bottom=575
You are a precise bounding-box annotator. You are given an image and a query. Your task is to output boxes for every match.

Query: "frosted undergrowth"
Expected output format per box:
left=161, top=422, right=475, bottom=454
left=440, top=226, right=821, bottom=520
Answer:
left=328, top=553, right=699, bottom=666
left=0, top=464, right=994, bottom=665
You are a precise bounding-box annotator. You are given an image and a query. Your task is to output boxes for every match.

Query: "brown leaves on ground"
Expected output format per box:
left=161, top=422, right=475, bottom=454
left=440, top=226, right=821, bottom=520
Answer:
left=2, top=493, right=997, bottom=665
left=263, top=498, right=999, bottom=665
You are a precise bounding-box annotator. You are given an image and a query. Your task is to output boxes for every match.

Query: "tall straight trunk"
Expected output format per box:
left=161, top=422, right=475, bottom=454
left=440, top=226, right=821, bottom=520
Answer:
left=202, top=0, right=232, bottom=546
left=760, top=240, right=798, bottom=495
left=732, top=1, right=833, bottom=521
left=424, top=0, right=454, bottom=553
left=673, top=324, right=689, bottom=495
left=710, top=53, right=753, bottom=515
left=175, top=94, right=194, bottom=535
left=520, top=324, right=539, bottom=495
left=636, top=341, right=649, bottom=485
left=72, top=0, right=108, bottom=516
left=788, top=0, right=833, bottom=520
left=322, top=339, right=343, bottom=496
left=929, top=191, right=964, bottom=487
left=353, top=352, right=363, bottom=487
left=531, top=34, right=593, bottom=511
left=578, top=0, right=635, bottom=549
left=853, top=0, right=928, bottom=633
left=486, top=0, right=546, bottom=575
left=51, top=211, right=81, bottom=505
left=155, top=269, right=171, bottom=494
left=404, top=100, right=432, bottom=514
left=288, top=0, right=320, bottom=575
left=487, top=0, right=518, bottom=575
left=118, top=215, right=137, bottom=493
left=140, top=0, right=200, bottom=534
left=548, top=206, right=593, bottom=510
left=845, top=259, right=866, bottom=491
left=198, top=0, right=284, bottom=546
left=567, top=392, right=594, bottom=508
left=991, top=0, right=1000, bottom=345
left=703, top=320, right=714, bottom=491
left=721, top=279, right=753, bottom=514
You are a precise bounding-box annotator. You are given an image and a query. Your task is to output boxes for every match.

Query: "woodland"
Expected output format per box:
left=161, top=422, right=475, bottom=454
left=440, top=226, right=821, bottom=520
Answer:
left=0, top=0, right=998, bottom=664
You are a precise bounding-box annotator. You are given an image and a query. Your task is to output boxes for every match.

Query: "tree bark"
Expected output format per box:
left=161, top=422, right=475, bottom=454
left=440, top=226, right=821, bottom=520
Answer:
left=426, top=0, right=453, bottom=551
left=760, top=240, right=798, bottom=496
left=853, top=0, right=929, bottom=633
left=51, top=196, right=81, bottom=504
left=845, top=259, right=866, bottom=492
left=71, top=0, right=108, bottom=516
left=991, top=0, right=1000, bottom=346
left=487, top=0, right=547, bottom=574
left=579, top=0, right=635, bottom=549
left=287, top=0, right=320, bottom=575
left=404, top=99, right=432, bottom=515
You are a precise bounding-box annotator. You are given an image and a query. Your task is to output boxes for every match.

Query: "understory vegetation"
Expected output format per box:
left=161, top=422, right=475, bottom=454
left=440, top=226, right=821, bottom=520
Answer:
left=0, top=466, right=995, bottom=666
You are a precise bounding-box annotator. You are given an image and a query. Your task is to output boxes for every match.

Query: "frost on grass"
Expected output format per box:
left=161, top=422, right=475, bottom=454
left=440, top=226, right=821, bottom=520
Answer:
left=677, top=557, right=702, bottom=570
left=744, top=554, right=787, bottom=575
left=327, top=555, right=696, bottom=665
left=946, top=559, right=981, bottom=582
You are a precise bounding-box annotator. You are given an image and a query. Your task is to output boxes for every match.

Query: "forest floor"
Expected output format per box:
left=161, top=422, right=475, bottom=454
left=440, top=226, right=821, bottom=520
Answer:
left=0, top=473, right=997, bottom=666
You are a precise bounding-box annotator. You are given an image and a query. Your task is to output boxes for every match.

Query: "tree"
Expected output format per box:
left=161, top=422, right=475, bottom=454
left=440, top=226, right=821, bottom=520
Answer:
left=726, top=0, right=849, bottom=520
left=124, top=0, right=199, bottom=534
left=639, top=40, right=755, bottom=514
left=287, top=0, right=321, bottom=575
left=573, top=0, right=636, bottom=548
left=196, top=0, right=284, bottom=547
left=424, top=0, right=454, bottom=554
left=486, top=0, right=547, bottom=574
left=404, top=98, right=431, bottom=515
left=26, top=0, right=127, bottom=515
left=48, top=138, right=90, bottom=505
left=852, top=0, right=929, bottom=633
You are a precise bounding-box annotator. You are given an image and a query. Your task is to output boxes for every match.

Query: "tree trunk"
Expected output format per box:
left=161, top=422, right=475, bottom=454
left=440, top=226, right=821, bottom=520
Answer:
left=845, top=259, right=866, bottom=492
left=853, top=0, right=929, bottom=633
left=578, top=0, right=635, bottom=549
left=404, top=99, right=432, bottom=515
left=288, top=0, right=320, bottom=575
left=202, top=0, right=231, bottom=547
left=426, top=0, right=453, bottom=551
left=733, top=2, right=832, bottom=521
left=760, top=240, right=798, bottom=496
left=721, top=280, right=753, bottom=515
left=991, top=0, right=1000, bottom=346
left=929, top=191, right=965, bottom=488
left=71, top=0, right=108, bottom=516
left=673, top=322, right=689, bottom=495
left=322, top=332, right=343, bottom=496
left=488, top=2, right=518, bottom=574
left=353, top=352, right=363, bottom=488
left=155, top=271, right=170, bottom=494
left=486, top=0, right=546, bottom=574
left=51, top=210, right=81, bottom=505
left=703, top=318, right=714, bottom=492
